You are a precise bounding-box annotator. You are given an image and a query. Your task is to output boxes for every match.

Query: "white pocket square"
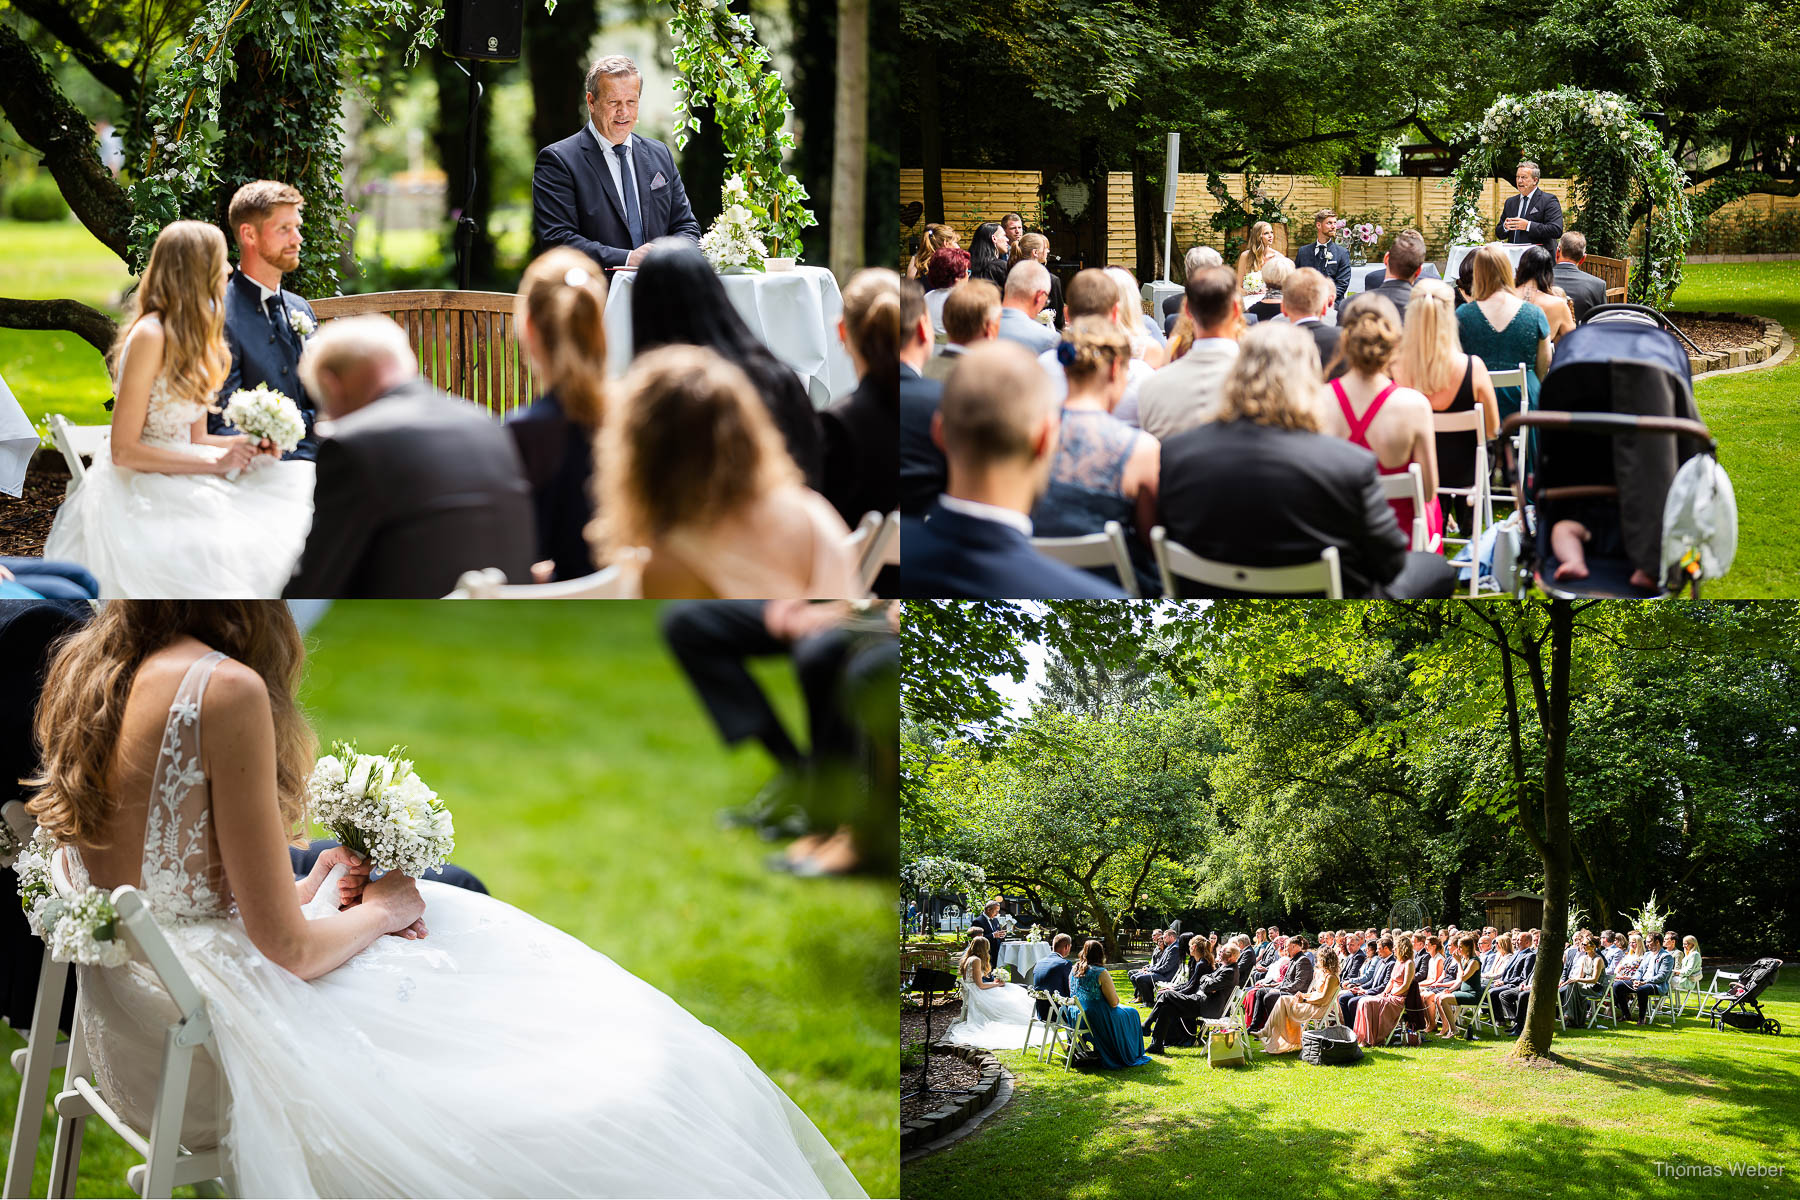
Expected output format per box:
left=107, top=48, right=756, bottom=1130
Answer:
left=651, top=172, right=668, bottom=190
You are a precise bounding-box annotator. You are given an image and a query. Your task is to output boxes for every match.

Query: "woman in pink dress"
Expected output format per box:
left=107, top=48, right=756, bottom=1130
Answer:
left=1354, top=933, right=1423, bottom=1045
left=1259, top=948, right=1344, bottom=1054
left=1322, top=295, right=1445, bottom=553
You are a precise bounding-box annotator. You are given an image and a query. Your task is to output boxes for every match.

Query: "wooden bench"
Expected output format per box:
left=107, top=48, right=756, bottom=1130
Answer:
left=1582, top=254, right=1630, bottom=304
left=309, top=291, right=538, bottom=418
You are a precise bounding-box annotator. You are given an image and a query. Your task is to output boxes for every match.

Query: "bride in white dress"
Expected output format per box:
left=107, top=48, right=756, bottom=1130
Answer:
left=42, top=221, right=314, bottom=598
left=28, top=601, right=864, bottom=1198
left=942, top=935, right=1039, bottom=1050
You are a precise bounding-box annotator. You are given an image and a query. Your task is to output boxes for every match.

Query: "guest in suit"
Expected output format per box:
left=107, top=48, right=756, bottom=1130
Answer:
left=1626, top=936, right=1676, bottom=1023
left=1340, top=932, right=1369, bottom=984
left=506, top=248, right=609, bottom=583
left=923, top=279, right=1000, bottom=384
left=1162, top=246, right=1226, bottom=329
left=1495, top=161, right=1564, bottom=252
left=1353, top=260, right=1442, bottom=294
left=1146, top=941, right=1239, bottom=1052
left=1137, top=266, right=1243, bottom=441
left=900, top=282, right=948, bottom=515
left=286, top=317, right=533, bottom=598
left=593, top=344, right=857, bottom=598
left=1156, top=322, right=1457, bottom=599
left=1339, top=935, right=1396, bottom=1024
left=1247, top=935, right=1314, bottom=1031
left=996, top=261, right=1059, bottom=355
left=1355, top=229, right=1429, bottom=325
left=1491, top=930, right=1540, bottom=1032
left=1553, top=232, right=1608, bottom=323
left=532, top=55, right=700, bottom=270
left=898, top=341, right=1126, bottom=599
left=820, top=268, right=900, bottom=535
left=213, top=180, right=321, bottom=460
left=1029, top=933, right=1077, bottom=1019
left=1131, top=929, right=1182, bottom=1005
left=630, top=244, right=822, bottom=489
left=1279, top=267, right=1340, bottom=369
left=1294, top=209, right=1352, bottom=306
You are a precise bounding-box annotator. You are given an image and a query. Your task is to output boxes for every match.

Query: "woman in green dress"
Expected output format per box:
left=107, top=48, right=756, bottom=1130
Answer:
left=1455, top=243, right=1551, bottom=423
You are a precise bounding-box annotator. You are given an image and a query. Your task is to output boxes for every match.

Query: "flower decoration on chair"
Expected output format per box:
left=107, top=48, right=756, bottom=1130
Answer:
left=12, top=827, right=131, bottom=967
left=668, top=0, right=816, bottom=261
left=1447, top=88, right=1692, bottom=307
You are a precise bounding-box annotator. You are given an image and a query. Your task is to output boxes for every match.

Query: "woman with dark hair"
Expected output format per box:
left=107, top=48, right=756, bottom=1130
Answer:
left=1069, top=939, right=1151, bottom=1068
left=630, top=242, right=823, bottom=489
left=1515, top=244, right=1575, bottom=343
left=967, top=221, right=1011, bottom=288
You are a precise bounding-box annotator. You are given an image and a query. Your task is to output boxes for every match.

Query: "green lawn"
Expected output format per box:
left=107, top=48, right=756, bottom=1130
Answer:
left=1667, top=262, right=1800, bottom=597
left=903, top=966, right=1800, bottom=1200
left=0, top=218, right=133, bottom=432
left=2, top=601, right=897, bottom=1198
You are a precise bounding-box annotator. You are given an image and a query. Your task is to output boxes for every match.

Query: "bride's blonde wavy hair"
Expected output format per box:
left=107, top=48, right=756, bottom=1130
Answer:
left=111, top=220, right=233, bottom=407
left=26, top=601, right=315, bottom=845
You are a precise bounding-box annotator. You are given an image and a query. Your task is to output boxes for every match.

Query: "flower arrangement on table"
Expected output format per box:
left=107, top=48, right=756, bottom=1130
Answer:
left=1346, top=221, right=1384, bottom=265
left=699, top=174, right=772, bottom=272
left=1027, top=924, right=1044, bottom=944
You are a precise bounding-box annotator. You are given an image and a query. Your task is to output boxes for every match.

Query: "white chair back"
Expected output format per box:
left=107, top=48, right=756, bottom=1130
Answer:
left=1151, top=526, right=1344, bottom=599
left=1485, top=362, right=1531, bottom=498
left=49, top=416, right=107, bottom=491
left=1376, top=463, right=1430, bottom=552
left=447, top=558, right=643, bottom=599
left=1431, top=406, right=1491, bottom=596
left=857, top=511, right=900, bottom=594
left=1032, top=521, right=1141, bottom=597
left=842, top=510, right=883, bottom=567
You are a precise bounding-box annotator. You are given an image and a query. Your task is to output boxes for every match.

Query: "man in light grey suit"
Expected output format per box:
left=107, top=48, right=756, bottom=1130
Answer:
left=1138, top=265, right=1243, bottom=441
left=995, top=259, right=1059, bottom=354
left=1553, top=231, right=1609, bottom=323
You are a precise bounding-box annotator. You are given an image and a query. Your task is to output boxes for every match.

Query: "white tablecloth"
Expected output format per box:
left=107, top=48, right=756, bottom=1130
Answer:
left=998, top=940, right=1052, bottom=976
left=1343, top=263, right=1385, bottom=297
left=1446, top=241, right=1532, bottom=286
left=0, top=373, right=39, bottom=498
left=603, top=265, right=857, bottom=408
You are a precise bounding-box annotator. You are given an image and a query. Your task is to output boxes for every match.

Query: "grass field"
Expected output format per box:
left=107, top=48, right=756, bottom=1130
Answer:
left=2, top=601, right=898, bottom=1197
left=902, top=966, right=1800, bottom=1200
left=0, top=219, right=134, bottom=431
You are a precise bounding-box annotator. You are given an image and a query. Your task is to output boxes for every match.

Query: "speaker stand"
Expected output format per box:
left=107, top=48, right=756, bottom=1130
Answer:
left=452, top=59, right=486, bottom=292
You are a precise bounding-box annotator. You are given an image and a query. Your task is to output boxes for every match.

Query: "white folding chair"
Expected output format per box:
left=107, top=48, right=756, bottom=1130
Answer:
left=1589, top=971, right=1621, bottom=1030
left=1485, top=362, right=1530, bottom=513
left=1022, top=989, right=1056, bottom=1055
left=1701, top=968, right=1740, bottom=1008
left=858, top=510, right=900, bottom=595
left=1031, top=521, right=1141, bottom=598
left=1150, top=527, right=1344, bottom=599
left=1196, top=986, right=1247, bottom=1058
left=1645, top=987, right=1679, bottom=1029
left=1431, top=407, right=1491, bottom=596
left=48, top=416, right=108, bottom=493
left=1470, top=983, right=1506, bottom=1036
left=5, top=803, right=73, bottom=1200
left=45, top=866, right=230, bottom=1199
left=447, top=556, right=643, bottom=599
left=1043, top=997, right=1093, bottom=1071
left=1377, top=463, right=1431, bottom=552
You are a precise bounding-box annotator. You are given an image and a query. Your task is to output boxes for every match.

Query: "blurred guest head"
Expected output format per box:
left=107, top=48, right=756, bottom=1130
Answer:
left=934, top=341, right=1058, bottom=511
left=943, top=279, right=1002, bottom=349
left=900, top=277, right=934, bottom=367
left=911, top=222, right=958, bottom=278
left=1397, top=279, right=1460, bottom=396
left=1184, top=245, right=1224, bottom=280
left=1470, top=243, right=1517, bottom=300
left=1058, top=315, right=1132, bottom=407
left=1516, top=245, right=1558, bottom=294
left=299, top=314, right=417, bottom=419
left=1064, top=268, right=1120, bottom=325
left=1183, top=265, right=1242, bottom=339
left=516, top=247, right=609, bottom=429
left=1004, top=260, right=1052, bottom=319
left=1384, top=229, right=1427, bottom=285
left=1339, top=293, right=1403, bottom=377
left=1214, top=322, right=1322, bottom=431
left=839, top=267, right=900, bottom=382
left=1281, top=267, right=1331, bottom=322
left=925, top=246, right=971, bottom=292
left=1557, top=230, right=1588, bottom=265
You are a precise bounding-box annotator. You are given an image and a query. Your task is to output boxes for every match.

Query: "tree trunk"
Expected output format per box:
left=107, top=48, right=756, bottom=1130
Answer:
left=828, top=0, right=868, bottom=283
left=1515, top=600, right=1576, bottom=1060
left=916, top=40, right=943, bottom=224
left=524, top=0, right=597, bottom=175
left=0, top=297, right=117, bottom=353
left=0, top=20, right=133, bottom=262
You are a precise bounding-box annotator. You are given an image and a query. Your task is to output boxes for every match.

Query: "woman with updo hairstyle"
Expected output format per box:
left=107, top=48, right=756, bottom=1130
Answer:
left=923, top=245, right=972, bottom=338
left=591, top=344, right=858, bottom=598
left=1029, top=316, right=1162, bottom=595
left=819, top=268, right=899, bottom=529
left=507, top=247, right=609, bottom=582
left=1322, top=292, right=1444, bottom=552
left=908, top=222, right=958, bottom=280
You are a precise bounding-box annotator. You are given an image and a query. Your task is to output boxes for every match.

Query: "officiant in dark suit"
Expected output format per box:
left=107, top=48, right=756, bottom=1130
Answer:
left=1495, top=161, right=1564, bottom=252
left=533, top=55, right=701, bottom=270
left=1293, top=209, right=1352, bottom=306
left=213, top=180, right=320, bottom=460
left=972, top=899, right=1009, bottom=969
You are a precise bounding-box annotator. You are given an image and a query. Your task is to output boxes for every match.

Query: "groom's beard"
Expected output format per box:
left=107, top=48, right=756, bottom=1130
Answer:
left=263, top=246, right=301, bottom=274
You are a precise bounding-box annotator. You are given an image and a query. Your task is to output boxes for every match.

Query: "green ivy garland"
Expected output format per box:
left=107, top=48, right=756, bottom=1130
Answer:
left=1448, top=88, right=1692, bottom=308
left=129, top=0, right=815, bottom=293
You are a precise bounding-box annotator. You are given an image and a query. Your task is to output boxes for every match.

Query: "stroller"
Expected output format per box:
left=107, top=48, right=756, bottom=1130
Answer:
left=1500, top=305, right=1736, bottom=598
left=1704, top=957, right=1784, bottom=1036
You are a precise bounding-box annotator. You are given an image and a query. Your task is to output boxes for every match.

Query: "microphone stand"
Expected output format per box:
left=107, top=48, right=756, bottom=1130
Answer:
left=452, top=60, right=485, bottom=292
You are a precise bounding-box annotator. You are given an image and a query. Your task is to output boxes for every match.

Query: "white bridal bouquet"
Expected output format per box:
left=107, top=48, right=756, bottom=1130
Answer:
left=12, top=825, right=130, bottom=966
left=307, top=741, right=455, bottom=879
left=222, top=382, right=306, bottom=458
left=1241, top=270, right=1265, bottom=295
left=699, top=175, right=769, bottom=271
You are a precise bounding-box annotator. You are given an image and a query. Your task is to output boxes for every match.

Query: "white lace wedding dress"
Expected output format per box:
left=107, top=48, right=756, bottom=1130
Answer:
left=942, top=959, right=1039, bottom=1050
left=42, top=374, right=314, bottom=597
left=57, top=651, right=864, bottom=1198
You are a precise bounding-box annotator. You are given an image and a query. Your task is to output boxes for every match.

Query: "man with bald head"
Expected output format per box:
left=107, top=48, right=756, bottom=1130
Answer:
left=898, top=342, right=1126, bottom=598
left=996, top=260, right=1059, bottom=354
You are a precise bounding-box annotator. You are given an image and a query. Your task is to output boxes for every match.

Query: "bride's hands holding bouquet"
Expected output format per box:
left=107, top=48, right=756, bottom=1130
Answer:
left=365, top=871, right=428, bottom=940
left=213, top=438, right=258, bottom=476
left=297, top=845, right=373, bottom=909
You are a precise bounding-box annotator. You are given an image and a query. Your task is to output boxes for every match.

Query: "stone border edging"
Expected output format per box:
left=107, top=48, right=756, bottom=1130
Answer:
left=1680, top=313, right=1785, bottom=376
left=900, top=1043, right=1009, bottom=1154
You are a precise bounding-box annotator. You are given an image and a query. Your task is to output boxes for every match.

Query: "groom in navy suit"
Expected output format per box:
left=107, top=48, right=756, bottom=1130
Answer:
left=213, top=180, right=321, bottom=460
left=1292, top=209, right=1352, bottom=306
left=533, top=55, right=701, bottom=270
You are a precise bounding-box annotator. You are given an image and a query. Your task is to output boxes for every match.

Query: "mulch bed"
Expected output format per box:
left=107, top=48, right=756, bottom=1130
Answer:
left=902, top=998, right=982, bottom=1123
left=0, top=452, right=71, bottom=558
left=1666, top=313, right=1766, bottom=353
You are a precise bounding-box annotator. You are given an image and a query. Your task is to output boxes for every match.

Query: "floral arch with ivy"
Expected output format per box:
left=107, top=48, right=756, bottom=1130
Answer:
left=1448, top=88, right=1692, bottom=308
left=129, top=0, right=813, bottom=293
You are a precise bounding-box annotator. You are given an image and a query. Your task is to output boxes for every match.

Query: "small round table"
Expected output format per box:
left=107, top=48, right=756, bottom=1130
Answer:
left=998, top=940, right=1052, bottom=977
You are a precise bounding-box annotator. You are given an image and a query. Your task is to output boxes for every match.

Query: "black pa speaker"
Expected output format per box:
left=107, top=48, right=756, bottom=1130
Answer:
left=441, top=0, right=524, bottom=61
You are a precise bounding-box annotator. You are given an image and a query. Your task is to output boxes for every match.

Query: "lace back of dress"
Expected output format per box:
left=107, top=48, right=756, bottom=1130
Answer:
left=139, top=651, right=229, bottom=922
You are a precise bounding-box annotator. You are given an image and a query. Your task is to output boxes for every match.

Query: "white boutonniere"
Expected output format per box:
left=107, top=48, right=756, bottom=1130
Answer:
left=287, top=308, right=316, bottom=338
